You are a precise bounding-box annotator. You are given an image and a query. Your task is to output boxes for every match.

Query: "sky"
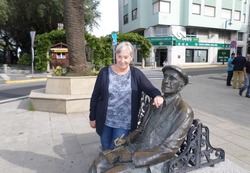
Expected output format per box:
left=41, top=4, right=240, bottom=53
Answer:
left=91, top=0, right=119, bottom=37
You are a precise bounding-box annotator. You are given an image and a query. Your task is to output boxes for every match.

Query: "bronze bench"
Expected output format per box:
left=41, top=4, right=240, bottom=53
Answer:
left=138, top=93, right=225, bottom=172
left=162, top=119, right=225, bottom=172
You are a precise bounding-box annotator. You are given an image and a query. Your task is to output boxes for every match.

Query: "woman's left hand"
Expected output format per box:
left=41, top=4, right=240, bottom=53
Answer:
left=153, top=96, right=164, bottom=108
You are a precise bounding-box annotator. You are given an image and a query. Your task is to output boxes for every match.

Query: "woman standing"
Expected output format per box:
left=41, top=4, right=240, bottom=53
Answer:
left=89, top=41, right=163, bottom=151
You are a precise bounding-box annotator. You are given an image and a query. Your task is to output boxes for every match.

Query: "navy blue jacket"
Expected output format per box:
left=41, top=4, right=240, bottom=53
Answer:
left=89, top=66, right=161, bottom=136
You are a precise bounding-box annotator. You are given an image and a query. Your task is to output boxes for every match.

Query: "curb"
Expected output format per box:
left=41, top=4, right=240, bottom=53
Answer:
left=138, top=64, right=227, bottom=71
left=5, top=78, right=47, bottom=84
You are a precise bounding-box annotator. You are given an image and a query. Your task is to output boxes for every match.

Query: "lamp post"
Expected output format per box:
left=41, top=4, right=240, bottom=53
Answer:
left=223, top=20, right=232, bottom=65
left=30, top=31, right=36, bottom=76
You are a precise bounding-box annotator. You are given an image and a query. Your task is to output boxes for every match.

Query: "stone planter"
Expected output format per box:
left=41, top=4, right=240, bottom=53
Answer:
left=29, top=76, right=96, bottom=114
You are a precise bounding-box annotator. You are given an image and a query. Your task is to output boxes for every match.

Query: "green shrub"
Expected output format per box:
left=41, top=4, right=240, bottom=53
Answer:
left=17, top=53, right=31, bottom=66
left=52, top=66, right=67, bottom=76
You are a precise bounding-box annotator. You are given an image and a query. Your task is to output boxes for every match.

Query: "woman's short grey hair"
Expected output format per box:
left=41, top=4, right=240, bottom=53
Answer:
left=116, top=41, right=134, bottom=58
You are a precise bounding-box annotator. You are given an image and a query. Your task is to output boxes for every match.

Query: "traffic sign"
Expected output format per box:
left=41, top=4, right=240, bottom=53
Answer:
left=112, top=33, right=117, bottom=45
left=230, top=40, right=237, bottom=48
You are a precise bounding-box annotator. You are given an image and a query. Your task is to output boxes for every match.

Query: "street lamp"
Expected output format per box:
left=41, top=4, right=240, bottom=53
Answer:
left=222, top=20, right=232, bottom=65
left=30, top=31, right=36, bottom=76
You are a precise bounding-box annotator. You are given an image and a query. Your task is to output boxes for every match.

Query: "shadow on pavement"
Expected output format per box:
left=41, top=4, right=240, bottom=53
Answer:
left=0, top=132, right=100, bottom=173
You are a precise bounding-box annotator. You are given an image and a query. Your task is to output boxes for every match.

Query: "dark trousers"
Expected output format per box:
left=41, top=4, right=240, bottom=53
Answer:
left=226, top=71, right=233, bottom=85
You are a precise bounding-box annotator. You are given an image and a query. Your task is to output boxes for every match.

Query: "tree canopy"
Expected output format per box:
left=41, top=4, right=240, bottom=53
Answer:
left=0, top=0, right=100, bottom=64
left=29, top=30, right=151, bottom=72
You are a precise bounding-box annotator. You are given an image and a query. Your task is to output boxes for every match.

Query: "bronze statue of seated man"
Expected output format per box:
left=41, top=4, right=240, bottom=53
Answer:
left=89, top=65, right=194, bottom=173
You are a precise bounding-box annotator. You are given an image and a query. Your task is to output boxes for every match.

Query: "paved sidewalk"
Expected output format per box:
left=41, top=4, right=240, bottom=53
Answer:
left=181, top=73, right=250, bottom=172
left=0, top=72, right=250, bottom=172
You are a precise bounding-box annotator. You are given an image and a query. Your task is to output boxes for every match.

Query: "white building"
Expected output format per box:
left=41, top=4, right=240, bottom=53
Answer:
left=118, top=0, right=249, bottom=66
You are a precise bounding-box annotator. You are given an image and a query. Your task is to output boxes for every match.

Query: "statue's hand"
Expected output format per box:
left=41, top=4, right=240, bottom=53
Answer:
left=114, top=134, right=127, bottom=147
left=119, top=148, right=132, bottom=163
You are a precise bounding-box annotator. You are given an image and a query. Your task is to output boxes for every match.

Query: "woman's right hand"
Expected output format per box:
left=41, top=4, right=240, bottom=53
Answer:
left=89, top=120, right=96, bottom=128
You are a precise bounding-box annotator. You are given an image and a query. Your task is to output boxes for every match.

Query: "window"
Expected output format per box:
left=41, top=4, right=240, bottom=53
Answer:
left=185, top=49, right=208, bottom=63
left=234, top=11, right=241, bottom=21
left=238, top=32, right=243, bottom=41
left=186, top=29, right=197, bottom=38
left=160, top=1, right=170, bottom=13
left=153, top=2, right=159, bottom=14
left=218, top=30, right=230, bottom=40
left=123, top=0, right=128, bottom=5
left=56, top=53, right=66, bottom=59
left=185, top=50, right=193, bottom=62
left=153, top=1, right=170, bottom=14
left=155, top=26, right=168, bottom=36
left=123, top=14, right=128, bottom=24
left=243, top=13, right=246, bottom=23
left=198, top=29, right=209, bottom=39
left=204, top=6, right=215, bottom=17
left=221, top=8, right=232, bottom=20
left=132, top=8, right=137, bottom=20
left=192, top=3, right=201, bottom=15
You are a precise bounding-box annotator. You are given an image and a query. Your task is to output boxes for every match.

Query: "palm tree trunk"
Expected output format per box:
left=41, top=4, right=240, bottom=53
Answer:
left=63, top=0, right=91, bottom=75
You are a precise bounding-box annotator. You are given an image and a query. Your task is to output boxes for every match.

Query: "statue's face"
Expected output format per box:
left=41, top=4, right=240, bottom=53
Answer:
left=161, top=70, right=182, bottom=94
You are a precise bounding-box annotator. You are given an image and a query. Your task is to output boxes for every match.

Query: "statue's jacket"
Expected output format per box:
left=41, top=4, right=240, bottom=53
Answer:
left=128, top=93, right=194, bottom=167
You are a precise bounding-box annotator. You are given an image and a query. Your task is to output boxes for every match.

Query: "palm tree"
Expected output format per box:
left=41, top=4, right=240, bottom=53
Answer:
left=63, top=0, right=91, bottom=75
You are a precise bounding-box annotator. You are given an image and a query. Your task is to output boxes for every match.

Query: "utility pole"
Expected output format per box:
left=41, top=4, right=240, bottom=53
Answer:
left=223, top=20, right=232, bottom=65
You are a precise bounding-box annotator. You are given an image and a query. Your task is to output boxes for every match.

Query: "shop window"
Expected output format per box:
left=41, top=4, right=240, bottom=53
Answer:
left=186, top=50, right=193, bottom=62
left=185, top=49, right=208, bottom=63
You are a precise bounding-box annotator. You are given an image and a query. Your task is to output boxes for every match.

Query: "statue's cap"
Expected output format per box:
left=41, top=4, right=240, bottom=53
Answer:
left=162, top=65, right=189, bottom=85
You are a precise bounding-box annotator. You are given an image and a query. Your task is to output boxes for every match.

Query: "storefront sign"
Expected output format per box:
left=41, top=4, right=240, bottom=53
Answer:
left=148, top=36, right=230, bottom=48
left=50, top=48, right=68, bottom=53
left=217, top=50, right=230, bottom=62
left=147, top=37, right=172, bottom=46
left=175, top=41, right=230, bottom=48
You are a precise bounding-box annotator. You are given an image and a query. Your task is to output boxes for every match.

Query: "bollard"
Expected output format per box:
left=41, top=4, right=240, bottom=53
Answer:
left=3, top=64, right=8, bottom=73
left=142, top=59, right=145, bottom=69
